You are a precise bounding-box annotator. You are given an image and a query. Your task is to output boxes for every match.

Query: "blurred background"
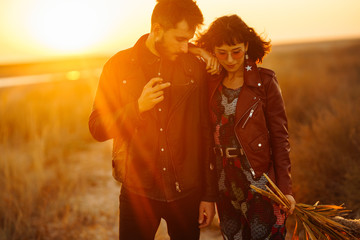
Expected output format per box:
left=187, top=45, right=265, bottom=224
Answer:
left=1, top=0, right=360, bottom=239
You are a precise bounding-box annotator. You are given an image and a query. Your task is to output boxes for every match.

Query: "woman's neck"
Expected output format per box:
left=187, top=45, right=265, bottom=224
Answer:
left=223, top=68, right=244, bottom=89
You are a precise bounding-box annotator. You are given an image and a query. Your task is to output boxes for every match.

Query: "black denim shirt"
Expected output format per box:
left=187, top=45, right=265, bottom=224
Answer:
left=138, top=39, right=178, bottom=200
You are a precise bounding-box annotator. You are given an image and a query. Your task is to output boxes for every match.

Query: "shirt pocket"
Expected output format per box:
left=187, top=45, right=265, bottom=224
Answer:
left=112, top=137, right=130, bottom=183
left=249, top=133, right=269, bottom=153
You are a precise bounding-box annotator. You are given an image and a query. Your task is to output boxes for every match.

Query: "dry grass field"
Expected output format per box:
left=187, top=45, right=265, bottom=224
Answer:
left=263, top=39, right=360, bottom=217
left=1, top=38, right=359, bottom=239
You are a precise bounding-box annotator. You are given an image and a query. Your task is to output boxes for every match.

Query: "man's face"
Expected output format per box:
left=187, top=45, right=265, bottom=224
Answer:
left=155, top=20, right=195, bottom=61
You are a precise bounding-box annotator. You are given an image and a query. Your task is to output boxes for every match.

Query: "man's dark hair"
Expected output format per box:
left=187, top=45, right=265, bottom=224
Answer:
left=151, top=0, right=203, bottom=31
left=195, top=15, right=271, bottom=63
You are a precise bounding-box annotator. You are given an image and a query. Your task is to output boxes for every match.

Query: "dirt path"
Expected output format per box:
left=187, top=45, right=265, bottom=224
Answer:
left=69, top=142, right=297, bottom=239
left=67, top=141, right=119, bottom=240
left=70, top=141, right=223, bottom=240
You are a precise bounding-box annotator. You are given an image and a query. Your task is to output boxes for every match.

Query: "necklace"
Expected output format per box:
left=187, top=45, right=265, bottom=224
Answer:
left=223, top=73, right=244, bottom=89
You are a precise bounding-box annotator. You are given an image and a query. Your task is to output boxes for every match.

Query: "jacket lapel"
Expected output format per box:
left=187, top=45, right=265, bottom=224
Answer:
left=120, top=35, right=148, bottom=98
left=115, top=38, right=160, bottom=119
left=167, top=56, right=197, bottom=116
left=235, top=60, right=263, bottom=123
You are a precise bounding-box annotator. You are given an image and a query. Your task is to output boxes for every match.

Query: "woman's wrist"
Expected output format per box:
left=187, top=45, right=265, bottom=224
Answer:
left=189, top=46, right=203, bottom=56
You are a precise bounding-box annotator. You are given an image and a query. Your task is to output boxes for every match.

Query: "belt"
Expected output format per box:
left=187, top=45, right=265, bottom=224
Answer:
left=213, top=147, right=244, bottom=158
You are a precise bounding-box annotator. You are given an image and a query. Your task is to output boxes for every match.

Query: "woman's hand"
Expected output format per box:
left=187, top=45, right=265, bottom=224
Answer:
left=198, top=201, right=215, bottom=228
left=285, top=194, right=296, bottom=214
left=201, top=49, right=222, bottom=75
left=189, top=47, right=222, bottom=75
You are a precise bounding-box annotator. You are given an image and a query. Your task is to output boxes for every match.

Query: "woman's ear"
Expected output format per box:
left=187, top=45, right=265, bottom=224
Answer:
left=245, top=42, right=249, bottom=52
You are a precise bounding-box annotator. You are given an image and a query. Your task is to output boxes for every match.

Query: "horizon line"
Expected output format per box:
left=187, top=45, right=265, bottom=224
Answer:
left=1, top=36, right=359, bottom=67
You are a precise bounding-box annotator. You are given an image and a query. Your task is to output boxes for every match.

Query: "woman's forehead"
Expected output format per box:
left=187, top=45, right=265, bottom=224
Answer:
left=215, top=42, right=245, bottom=50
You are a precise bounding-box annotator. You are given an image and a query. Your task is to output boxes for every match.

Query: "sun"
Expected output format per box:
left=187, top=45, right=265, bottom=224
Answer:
left=26, top=0, right=112, bottom=53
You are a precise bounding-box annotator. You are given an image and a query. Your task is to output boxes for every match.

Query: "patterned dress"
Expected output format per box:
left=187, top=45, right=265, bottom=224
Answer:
left=211, top=84, right=287, bottom=240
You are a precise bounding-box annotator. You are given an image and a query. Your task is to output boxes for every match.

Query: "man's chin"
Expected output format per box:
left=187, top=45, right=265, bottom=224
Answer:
left=169, top=55, right=179, bottom=61
left=159, top=52, right=179, bottom=61
left=161, top=53, right=179, bottom=61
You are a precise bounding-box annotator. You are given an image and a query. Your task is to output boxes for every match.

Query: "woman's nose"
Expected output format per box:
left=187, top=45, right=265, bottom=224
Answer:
left=226, top=52, right=234, bottom=62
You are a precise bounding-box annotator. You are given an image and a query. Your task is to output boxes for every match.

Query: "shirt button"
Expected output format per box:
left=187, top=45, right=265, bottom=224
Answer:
left=161, top=148, right=165, bottom=152
left=163, top=167, right=166, bottom=171
left=258, top=143, right=262, bottom=147
left=158, top=108, right=162, bottom=112
left=160, top=128, right=164, bottom=132
left=210, top=163, right=214, bottom=170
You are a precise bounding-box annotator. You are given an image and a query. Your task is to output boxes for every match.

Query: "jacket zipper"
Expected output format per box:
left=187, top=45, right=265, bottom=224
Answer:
left=234, top=132, right=256, bottom=178
left=235, top=99, right=260, bottom=178
left=166, top=133, right=182, bottom=193
left=158, top=57, right=181, bottom=193
left=242, top=101, right=259, bottom=128
left=165, top=83, right=199, bottom=192
left=164, top=63, right=200, bottom=194
left=165, top=84, right=195, bottom=194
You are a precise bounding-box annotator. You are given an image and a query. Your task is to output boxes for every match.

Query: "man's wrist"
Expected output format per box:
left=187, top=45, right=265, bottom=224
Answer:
left=137, top=99, right=144, bottom=114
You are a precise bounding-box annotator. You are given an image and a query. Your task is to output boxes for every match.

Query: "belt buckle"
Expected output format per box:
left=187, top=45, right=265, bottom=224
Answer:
left=225, top=147, right=238, bottom=158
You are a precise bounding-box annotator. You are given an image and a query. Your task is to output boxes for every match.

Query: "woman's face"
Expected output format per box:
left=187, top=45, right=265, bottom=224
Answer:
left=214, top=42, right=248, bottom=73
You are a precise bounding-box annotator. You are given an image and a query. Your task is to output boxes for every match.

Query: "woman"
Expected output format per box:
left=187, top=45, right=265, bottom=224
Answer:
left=191, top=15, right=296, bottom=239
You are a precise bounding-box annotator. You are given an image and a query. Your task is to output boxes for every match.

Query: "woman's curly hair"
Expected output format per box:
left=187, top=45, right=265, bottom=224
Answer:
left=195, top=15, right=271, bottom=63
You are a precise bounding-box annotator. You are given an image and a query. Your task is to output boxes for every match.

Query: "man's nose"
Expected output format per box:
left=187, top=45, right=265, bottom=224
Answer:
left=180, top=42, right=188, bottom=53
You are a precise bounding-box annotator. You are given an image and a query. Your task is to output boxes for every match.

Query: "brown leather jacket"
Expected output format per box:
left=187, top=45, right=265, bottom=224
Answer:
left=89, top=35, right=217, bottom=202
left=208, top=61, right=293, bottom=195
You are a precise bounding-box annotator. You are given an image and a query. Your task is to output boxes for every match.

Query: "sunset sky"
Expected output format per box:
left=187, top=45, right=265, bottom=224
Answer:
left=1, top=0, right=360, bottom=64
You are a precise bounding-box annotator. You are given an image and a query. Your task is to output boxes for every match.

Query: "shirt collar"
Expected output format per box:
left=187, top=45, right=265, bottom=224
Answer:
left=139, top=36, right=160, bottom=65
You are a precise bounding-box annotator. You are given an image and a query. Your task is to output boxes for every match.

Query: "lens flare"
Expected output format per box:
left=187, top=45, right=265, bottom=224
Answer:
left=26, top=0, right=112, bottom=53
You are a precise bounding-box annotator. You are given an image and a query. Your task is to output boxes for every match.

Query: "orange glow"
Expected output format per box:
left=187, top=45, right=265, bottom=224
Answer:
left=26, top=0, right=107, bottom=52
left=20, top=0, right=132, bottom=55
left=66, top=71, right=81, bottom=81
left=0, top=0, right=359, bottom=63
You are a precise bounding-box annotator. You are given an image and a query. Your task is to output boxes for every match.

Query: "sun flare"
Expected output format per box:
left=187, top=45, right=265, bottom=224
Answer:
left=26, top=0, right=113, bottom=53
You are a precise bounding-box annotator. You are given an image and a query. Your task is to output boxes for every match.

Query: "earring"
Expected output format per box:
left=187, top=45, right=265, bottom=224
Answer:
left=245, top=52, right=249, bottom=60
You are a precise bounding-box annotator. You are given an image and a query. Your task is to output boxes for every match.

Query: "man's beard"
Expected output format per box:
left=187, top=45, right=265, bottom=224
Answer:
left=155, top=38, right=165, bottom=56
left=155, top=38, right=177, bottom=61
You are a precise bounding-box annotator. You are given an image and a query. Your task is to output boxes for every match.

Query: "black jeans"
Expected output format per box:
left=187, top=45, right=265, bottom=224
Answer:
left=119, top=187, right=201, bottom=240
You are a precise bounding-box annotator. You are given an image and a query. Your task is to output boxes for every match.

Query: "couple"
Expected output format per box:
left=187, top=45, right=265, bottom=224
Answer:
left=89, top=0, right=295, bottom=239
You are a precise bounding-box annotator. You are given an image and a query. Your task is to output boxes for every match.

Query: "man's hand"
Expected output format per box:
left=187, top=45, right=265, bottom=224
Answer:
left=285, top=194, right=296, bottom=215
left=138, top=77, right=171, bottom=113
left=198, top=201, right=215, bottom=228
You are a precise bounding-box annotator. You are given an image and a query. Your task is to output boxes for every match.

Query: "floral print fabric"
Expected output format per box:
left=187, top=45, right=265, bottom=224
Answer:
left=210, top=84, right=287, bottom=240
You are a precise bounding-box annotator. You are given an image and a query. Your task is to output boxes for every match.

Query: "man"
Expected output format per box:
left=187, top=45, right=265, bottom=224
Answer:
left=88, top=0, right=217, bottom=239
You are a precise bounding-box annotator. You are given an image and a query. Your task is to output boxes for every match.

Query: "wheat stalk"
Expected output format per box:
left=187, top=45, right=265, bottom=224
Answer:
left=250, top=173, right=356, bottom=240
